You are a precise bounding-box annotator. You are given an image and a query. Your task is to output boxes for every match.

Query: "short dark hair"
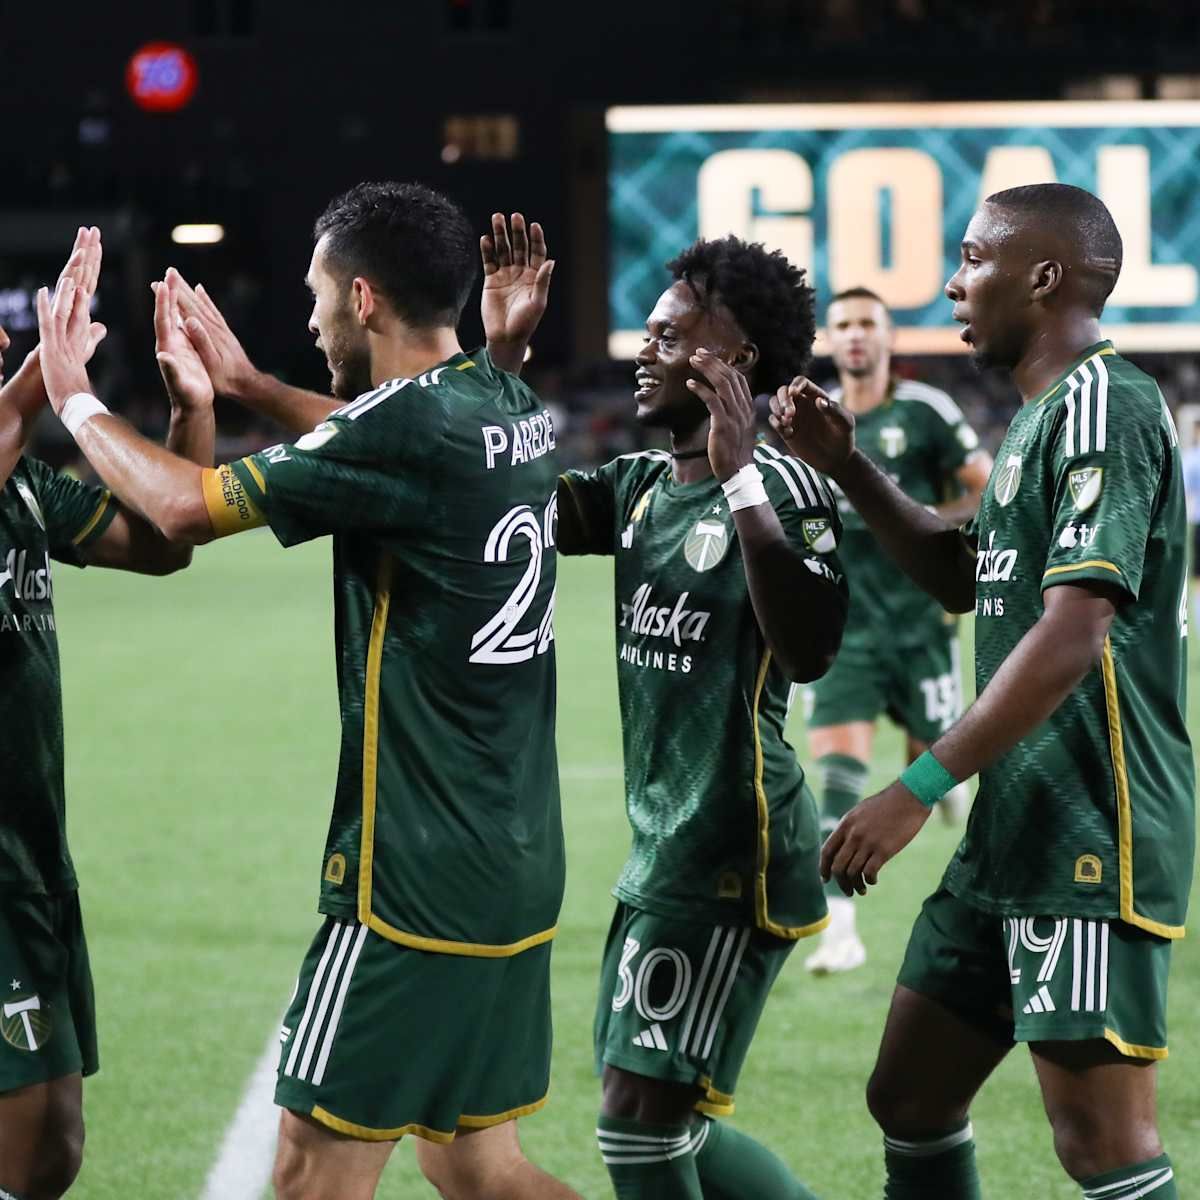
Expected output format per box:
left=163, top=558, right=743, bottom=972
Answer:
left=665, top=235, right=816, bottom=393
left=827, top=287, right=890, bottom=321
left=314, top=181, right=478, bottom=327
left=985, top=183, right=1123, bottom=315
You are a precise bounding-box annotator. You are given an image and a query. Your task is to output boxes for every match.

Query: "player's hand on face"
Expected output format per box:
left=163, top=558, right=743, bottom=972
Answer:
left=687, top=348, right=757, bottom=482
left=769, top=376, right=856, bottom=476
left=819, top=779, right=931, bottom=897
left=153, top=274, right=215, bottom=411
left=480, top=212, right=555, bottom=349
left=167, top=269, right=256, bottom=398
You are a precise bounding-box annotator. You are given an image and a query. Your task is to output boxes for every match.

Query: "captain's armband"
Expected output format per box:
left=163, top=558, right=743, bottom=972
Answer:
left=201, top=462, right=267, bottom=538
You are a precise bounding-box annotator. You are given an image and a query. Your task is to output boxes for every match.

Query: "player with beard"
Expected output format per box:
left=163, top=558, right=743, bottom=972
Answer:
left=772, top=184, right=1191, bottom=1199
left=35, top=188, right=580, bottom=1200
left=0, top=229, right=213, bottom=1200
left=802, top=288, right=992, bottom=977
left=482, top=218, right=849, bottom=1198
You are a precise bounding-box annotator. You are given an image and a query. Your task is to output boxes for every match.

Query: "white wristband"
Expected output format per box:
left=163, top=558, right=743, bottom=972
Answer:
left=721, top=463, right=769, bottom=512
left=60, top=393, right=110, bottom=438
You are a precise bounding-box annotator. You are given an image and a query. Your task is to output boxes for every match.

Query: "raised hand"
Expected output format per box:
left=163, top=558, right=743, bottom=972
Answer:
left=0, top=324, right=8, bottom=386
left=480, top=212, right=554, bottom=370
left=769, top=376, right=856, bottom=476
left=819, top=780, right=931, bottom=896
left=686, top=348, right=756, bottom=482
left=36, top=275, right=96, bottom=411
left=153, top=274, right=214, bottom=411
left=166, top=268, right=256, bottom=397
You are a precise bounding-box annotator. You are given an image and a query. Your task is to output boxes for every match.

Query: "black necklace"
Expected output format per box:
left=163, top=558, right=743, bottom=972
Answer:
left=670, top=447, right=710, bottom=460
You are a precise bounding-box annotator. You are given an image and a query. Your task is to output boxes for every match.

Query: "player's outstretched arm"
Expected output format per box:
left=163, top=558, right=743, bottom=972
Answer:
left=821, top=581, right=1118, bottom=896
left=691, top=349, right=847, bottom=682
left=37, top=272, right=215, bottom=551
left=168, top=269, right=340, bottom=434
left=771, top=377, right=977, bottom=612
left=480, top=212, right=554, bottom=377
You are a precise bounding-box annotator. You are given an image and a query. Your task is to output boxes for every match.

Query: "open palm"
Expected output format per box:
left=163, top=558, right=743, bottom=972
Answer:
left=154, top=276, right=214, bottom=409
left=480, top=212, right=554, bottom=348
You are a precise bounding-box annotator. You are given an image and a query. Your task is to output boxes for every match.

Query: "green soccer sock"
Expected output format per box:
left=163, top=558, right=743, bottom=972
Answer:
left=1080, top=1153, right=1176, bottom=1199
left=816, top=753, right=869, bottom=899
left=596, top=1115, right=705, bottom=1199
left=883, top=1121, right=982, bottom=1200
left=692, top=1117, right=820, bottom=1199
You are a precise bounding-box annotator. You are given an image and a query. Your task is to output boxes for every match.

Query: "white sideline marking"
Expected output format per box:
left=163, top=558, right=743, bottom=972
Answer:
left=199, top=1027, right=280, bottom=1200
left=561, top=764, right=621, bottom=780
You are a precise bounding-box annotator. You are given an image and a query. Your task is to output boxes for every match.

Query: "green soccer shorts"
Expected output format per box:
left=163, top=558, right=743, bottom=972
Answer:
left=594, top=903, right=795, bottom=1116
left=0, top=891, right=97, bottom=1091
left=276, top=917, right=554, bottom=1142
left=898, top=887, right=1172, bottom=1059
left=805, top=632, right=963, bottom=744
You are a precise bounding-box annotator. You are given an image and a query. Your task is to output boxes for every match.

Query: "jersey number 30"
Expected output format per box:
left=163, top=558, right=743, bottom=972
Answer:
left=469, top=497, right=557, bottom=665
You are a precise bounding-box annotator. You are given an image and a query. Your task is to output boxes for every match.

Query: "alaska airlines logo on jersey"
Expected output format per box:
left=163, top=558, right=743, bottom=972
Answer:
left=1068, top=467, right=1103, bottom=512
left=801, top=517, right=837, bottom=554
left=620, top=583, right=711, bottom=646
left=1057, top=522, right=1100, bottom=550
left=683, top=512, right=729, bottom=572
left=0, top=548, right=53, bottom=601
left=975, top=531, right=1018, bottom=583
left=482, top=411, right=556, bottom=470
left=879, top=426, right=906, bottom=458
left=994, top=454, right=1022, bottom=507
left=14, top=480, right=45, bottom=530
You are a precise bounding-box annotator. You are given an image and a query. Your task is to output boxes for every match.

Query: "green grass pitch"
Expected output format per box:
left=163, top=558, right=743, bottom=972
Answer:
left=54, top=532, right=1199, bottom=1198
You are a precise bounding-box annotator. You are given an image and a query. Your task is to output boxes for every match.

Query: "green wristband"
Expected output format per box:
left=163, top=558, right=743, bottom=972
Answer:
left=900, top=750, right=959, bottom=808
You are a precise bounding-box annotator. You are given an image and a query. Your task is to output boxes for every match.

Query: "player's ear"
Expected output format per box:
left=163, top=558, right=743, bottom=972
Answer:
left=731, top=341, right=759, bottom=376
left=1031, top=259, right=1064, bottom=303
left=352, top=277, right=376, bottom=325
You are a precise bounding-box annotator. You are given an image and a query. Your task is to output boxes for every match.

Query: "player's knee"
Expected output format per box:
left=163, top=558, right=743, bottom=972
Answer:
left=599, top=1067, right=695, bottom=1125
left=416, top=1144, right=520, bottom=1200
left=271, top=1122, right=313, bottom=1200
left=1047, top=1106, right=1162, bottom=1181
left=27, top=1121, right=84, bottom=1200
left=866, top=1065, right=963, bottom=1140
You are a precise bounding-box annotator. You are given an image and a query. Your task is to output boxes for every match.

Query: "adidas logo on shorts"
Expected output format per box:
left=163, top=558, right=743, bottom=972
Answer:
left=632, top=1023, right=668, bottom=1051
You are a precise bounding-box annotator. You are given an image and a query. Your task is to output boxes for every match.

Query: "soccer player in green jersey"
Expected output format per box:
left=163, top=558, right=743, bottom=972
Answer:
left=773, top=183, right=1192, bottom=1200
left=804, top=288, right=992, bottom=976
left=0, top=229, right=215, bottom=1200
left=35, top=188, right=579, bottom=1200
left=483, top=216, right=849, bottom=1199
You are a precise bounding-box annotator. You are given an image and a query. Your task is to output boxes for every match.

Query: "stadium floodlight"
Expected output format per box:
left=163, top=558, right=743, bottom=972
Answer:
left=171, top=224, right=225, bottom=245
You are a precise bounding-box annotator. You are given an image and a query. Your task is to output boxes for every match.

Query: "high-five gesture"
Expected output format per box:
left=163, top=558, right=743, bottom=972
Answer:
left=165, top=268, right=257, bottom=399
left=153, top=274, right=214, bottom=411
left=36, top=227, right=109, bottom=411
left=769, top=376, right=856, bottom=477
left=480, top=212, right=554, bottom=375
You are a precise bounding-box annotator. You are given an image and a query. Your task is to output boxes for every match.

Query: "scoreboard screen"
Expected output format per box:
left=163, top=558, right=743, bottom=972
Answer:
left=606, top=100, right=1200, bottom=357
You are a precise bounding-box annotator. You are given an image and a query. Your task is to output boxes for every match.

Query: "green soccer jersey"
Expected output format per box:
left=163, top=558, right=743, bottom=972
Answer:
left=944, top=342, right=1194, bottom=936
left=830, top=379, right=980, bottom=648
left=559, top=443, right=847, bottom=935
left=221, top=350, right=564, bottom=956
left=0, top=458, right=115, bottom=895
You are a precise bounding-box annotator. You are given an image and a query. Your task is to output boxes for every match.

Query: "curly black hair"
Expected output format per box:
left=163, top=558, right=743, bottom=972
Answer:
left=665, top=235, right=816, bottom=393
left=314, top=181, right=478, bottom=328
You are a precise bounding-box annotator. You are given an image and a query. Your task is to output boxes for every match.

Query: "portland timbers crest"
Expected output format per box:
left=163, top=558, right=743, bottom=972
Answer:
left=994, top=454, right=1023, bottom=507
left=684, top=515, right=730, bottom=572
left=879, top=425, right=907, bottom=458
left=1, top=989, right=51, bottom=1052
left=1068, top=467, right=1103, bottom=512
left=801, top=517, right=837, bottom=554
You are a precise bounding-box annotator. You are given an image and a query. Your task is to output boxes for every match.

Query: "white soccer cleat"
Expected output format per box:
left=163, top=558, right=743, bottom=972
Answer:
left=937, top=782, right=971, bottom=825
left=805, top=896, right=866, bottom=976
